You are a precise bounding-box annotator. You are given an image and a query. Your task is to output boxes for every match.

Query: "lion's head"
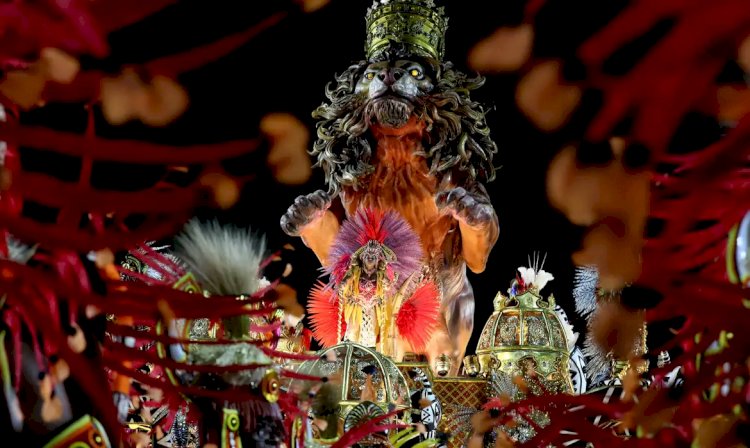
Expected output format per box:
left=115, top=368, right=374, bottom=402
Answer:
left=311, top=55, right=498, bottom=194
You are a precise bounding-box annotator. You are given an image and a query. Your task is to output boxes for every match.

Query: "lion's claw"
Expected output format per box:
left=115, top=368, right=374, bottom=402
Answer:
left=281, top=190, right=332, bottom=236
left=436, top=187, right=494, bottom=227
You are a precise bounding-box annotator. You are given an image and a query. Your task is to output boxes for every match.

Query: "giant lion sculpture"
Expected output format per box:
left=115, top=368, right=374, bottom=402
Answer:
left=281, top=0, right=499, bottom=375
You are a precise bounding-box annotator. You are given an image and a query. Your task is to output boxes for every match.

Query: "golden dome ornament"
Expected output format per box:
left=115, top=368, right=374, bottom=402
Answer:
left=287, top=342, right=411, bottom=447
left=292, top=342, right=410, bottom=418
left=476, top=264, right=574, bottom=395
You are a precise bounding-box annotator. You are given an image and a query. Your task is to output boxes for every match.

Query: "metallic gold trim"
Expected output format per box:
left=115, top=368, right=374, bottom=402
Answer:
left=432, top=376, right=487, bottom=384
left=727, top=223, right=740, bottom=285
left=365, top=0, right=448, bottom=61
left=42, top=415, right=111, bottom=448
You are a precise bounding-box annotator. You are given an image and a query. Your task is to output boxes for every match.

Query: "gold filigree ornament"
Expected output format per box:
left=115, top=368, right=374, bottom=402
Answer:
left=476, top=282, right=574, bottom=395
left=365, top=0, right=448, bottom=62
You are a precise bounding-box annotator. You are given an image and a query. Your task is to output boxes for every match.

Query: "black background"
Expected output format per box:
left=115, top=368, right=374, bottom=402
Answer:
left=21, top=0, right=590, bottom=353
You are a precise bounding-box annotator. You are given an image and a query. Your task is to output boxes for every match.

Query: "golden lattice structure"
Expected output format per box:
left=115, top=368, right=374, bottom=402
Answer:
left=476, top=290, right=574, bottom=395
left=365, top=0, right=448, bottom=61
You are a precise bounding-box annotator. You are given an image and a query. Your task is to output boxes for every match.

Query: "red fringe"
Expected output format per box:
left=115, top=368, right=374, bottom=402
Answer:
left=105, top=342, right=273, bottom=373
left=307, top=282, right=343, bottom=348
left=260, top=347, right=318, bottom=362
left=0, top=212, right=191, bottom=252
left=491, top=1, right=750, bottom=444
left=575, top=0, right=750, bottom=151
left=357, top=208, right=387, bottom=245
left=105, top=322, right=275, bottom=347
left=0, top=1, right=108, bottom=62
left=135, top=244, right=184, bottom=279
left=88, top=0, right=180, bottom=32
left=0, top=126, right=261, bottom=164
left=395, top=282, right=440, bottom=352
left=280, top=369, right=323, bottom=382
left=330, top=409, right=407, bottom=448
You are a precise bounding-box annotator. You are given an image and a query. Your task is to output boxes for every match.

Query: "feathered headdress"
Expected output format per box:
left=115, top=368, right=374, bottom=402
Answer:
left=326, top=209, right=423, bottom=287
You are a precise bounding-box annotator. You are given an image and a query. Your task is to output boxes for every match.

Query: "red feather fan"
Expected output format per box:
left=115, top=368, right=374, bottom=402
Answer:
left=307, top=281, right=344, bottom=348
left=395, top=282, right=440, bottom=352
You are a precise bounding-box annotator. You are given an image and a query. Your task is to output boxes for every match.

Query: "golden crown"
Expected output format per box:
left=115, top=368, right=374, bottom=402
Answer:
left=365, top=0, right=449, bottom=62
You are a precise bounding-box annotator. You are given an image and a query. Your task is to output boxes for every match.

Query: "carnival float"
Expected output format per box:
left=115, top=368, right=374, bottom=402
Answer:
left=1, top=0, right=749, bottom=447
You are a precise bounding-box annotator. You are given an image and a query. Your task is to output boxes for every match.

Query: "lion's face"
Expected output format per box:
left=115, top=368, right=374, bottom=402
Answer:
left=312, top=59, right=497, bottom=193
left=355, top=59, right=434, bottom=128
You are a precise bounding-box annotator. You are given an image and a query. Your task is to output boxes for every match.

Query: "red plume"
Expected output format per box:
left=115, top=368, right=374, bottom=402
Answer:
left=395, top=282, right=440, bottom=352
left=307, top=282, right=344, bottom=347
left=357, top=208, right=387, bottom=245
left=330, top=409, right=406, bottom=448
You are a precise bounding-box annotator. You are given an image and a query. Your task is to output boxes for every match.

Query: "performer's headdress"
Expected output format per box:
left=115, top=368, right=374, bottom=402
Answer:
left=365, top=0, right=449, bottom=62
left=326, top=208, right=423, bottom=287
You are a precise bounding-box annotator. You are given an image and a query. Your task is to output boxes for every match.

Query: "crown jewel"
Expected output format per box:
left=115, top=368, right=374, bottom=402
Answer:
left=365, top=0, right=449, bottom=62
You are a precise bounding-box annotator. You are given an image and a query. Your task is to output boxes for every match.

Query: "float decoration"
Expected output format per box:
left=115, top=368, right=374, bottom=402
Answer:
left=476, top=264, right=573, bottom=395
left=282, top=0, right=500, bottom=375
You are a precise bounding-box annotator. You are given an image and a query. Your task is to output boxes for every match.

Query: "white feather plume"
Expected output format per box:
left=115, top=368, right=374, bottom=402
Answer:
left=174, top=220, right=266, bottom=295
left=518, top=266, right=536, bottom=286
left=517, top=266, right=554, bottom=291
left=573, top=266, right=599, bottom=317
left=534, top=269, right=554, bottom=291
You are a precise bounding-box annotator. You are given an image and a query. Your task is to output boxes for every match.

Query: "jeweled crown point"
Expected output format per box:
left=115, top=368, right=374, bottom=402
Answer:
left=365, top=0, right=449, bottom=62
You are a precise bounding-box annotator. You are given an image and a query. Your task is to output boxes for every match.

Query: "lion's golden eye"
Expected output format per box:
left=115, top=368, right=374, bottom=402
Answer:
left=365, top=72, right=375, bottom=80
left=410, top=69, right=421, bottom=78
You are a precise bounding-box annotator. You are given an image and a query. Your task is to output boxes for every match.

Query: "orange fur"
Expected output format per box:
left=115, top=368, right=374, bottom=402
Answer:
left=343, top=120, right=453, bottom=256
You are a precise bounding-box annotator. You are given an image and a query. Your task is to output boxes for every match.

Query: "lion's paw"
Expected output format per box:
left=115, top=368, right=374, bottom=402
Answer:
left=436, top=187, right=495, bottom=228
left=280, top=190, right=332, bottom=236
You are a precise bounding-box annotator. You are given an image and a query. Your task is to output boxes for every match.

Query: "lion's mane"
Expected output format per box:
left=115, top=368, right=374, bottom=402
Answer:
left=311, top=60, right=498, bottom=194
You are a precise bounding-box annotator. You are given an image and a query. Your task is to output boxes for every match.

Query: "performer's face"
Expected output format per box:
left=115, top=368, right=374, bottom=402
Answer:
left=356, top=59, right=434, bottom=128
left=360, top=250, right=379, bottom=276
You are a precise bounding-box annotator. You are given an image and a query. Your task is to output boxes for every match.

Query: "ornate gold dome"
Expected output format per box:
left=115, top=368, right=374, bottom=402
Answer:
left=294, top=342, right=411, bottom=417
left=476, top=289, right=573, bottom=395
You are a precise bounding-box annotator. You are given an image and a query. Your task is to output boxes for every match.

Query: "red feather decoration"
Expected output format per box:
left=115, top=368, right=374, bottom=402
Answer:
left=330, top=409, right=406, bottom=448
left=395, top=282, right=440, bottom=352
left=357, top=208, right=387, bottom=245
left=307, top=282, right=344, bottom=348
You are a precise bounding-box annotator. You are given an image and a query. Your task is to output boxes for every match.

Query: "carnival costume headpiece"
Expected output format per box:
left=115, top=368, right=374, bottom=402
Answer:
left=327, top=209, right=423, bottom=289
left=365, top=0, right=448, bottom=62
